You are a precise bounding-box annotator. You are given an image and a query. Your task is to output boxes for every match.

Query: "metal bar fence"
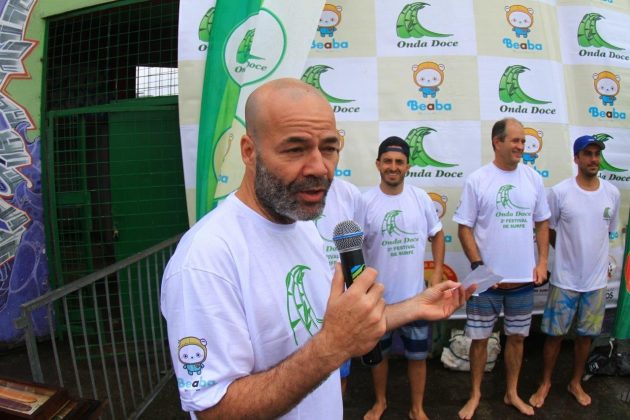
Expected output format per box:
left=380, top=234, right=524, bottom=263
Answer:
left=14, top=233, right=182, bottom=419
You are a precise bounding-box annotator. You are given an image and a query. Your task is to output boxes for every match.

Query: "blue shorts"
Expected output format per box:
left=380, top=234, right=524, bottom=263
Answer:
left=465, top=284, right=534, bottom=339
left=541, top=284, right=606, bottom=337
left=380, top=320, right=430, bottom=361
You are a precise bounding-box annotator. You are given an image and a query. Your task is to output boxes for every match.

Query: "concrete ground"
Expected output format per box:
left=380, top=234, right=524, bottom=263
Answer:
left=139, top=331, right=630, bottom=419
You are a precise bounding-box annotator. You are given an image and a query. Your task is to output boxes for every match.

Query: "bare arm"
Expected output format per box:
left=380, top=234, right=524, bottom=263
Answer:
left=384, top=281, right=476, bottom=331
left=533, top=219, right=550, bottom=285
left=427, top=230, right=445, bottom=286
left=457, top=224, right=481, bottom=263
left=197, top=265, right=385, bottom=419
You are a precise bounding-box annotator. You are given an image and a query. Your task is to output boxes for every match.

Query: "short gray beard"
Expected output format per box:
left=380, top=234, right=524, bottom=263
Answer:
left=254, top=155, right=330, bottom=223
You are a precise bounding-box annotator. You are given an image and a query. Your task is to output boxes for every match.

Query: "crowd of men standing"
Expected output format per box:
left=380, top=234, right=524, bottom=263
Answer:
left=161, top=79, right=620, bottom=420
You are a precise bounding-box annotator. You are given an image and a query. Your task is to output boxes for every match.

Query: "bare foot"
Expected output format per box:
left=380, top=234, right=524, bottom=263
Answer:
left=567, top=383, right=592, bottom=406
left=364, top=401, right=387, bottom=420
left=529, top=382, right=551, bottom=408
left=458, top=396, right=480, bottom=420
left=504, top=394, right=534, bottom=416
left=408, top=407, right=429, bottom=420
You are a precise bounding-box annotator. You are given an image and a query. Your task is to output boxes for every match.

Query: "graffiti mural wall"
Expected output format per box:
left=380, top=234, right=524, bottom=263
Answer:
left=0, top=0, right=49, bottom=343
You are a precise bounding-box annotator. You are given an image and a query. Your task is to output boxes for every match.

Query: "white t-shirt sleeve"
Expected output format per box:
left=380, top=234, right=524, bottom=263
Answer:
left=453, top=177, right=477, bottom=227
left=419, top=189, right=443, bottom=237
left=162, top=266, right=254, bottom=413
left=547, top=187, right=560, bottom=230
left=609, top=186, right=621, bottom=234
left=532, top=175, right=551, bottom=222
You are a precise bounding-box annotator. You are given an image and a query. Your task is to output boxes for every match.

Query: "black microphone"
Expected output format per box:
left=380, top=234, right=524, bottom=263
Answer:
left=333, top=220, right=383, bottom=367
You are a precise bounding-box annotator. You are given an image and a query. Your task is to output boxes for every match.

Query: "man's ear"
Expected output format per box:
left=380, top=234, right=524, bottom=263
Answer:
left=241, top=134, right=256, bottom=167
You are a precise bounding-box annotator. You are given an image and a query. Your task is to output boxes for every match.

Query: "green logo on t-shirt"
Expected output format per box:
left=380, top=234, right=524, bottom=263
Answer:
left=286, top=265, right=323, bottom=346
left=603, top=207, right=612, bottom=221
left=496, top=184, right=528, bottom=210
left=381, top=210, right=417, bottom=236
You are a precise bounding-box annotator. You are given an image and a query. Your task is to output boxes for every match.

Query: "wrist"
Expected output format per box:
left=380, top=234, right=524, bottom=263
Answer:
left=470, top=260, right=483, bottom=270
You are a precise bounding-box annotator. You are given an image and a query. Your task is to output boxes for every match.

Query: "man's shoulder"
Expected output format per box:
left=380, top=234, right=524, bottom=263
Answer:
left=331, top=178, right=361, bottom=199
left=600, top=178, right=621, bottom=198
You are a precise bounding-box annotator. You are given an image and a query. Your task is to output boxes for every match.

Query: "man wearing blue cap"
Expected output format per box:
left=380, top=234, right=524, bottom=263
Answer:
left=530, top=135, right=620, bottom=408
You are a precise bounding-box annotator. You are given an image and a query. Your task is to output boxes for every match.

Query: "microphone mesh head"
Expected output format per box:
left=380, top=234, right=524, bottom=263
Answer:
left=332, top=220, right=364, bottom=252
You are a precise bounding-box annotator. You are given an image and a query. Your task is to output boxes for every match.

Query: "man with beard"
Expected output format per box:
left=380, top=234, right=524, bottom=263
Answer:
left=161, top=79, right=474, bottom=419
left=454, top=117, right=550, bottom=419
left=529, top=135, right=619, bottom=408
left=361, top=136, right=445, bottom=420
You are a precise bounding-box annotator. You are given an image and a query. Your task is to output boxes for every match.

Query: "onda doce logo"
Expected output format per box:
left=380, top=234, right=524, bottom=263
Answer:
left=301, top=65, right=358, bottom=114
left=498, top=65, right=556, bottom=116
left=407, top=61, right=452, bottom=112
left=285, top=265, right=322, bottom=346
left=502, top=5, right=543, bottom=51
left=312, top=3, right=349, bottom=50
left=223, top=11, right=286, bottom=87
left=198, top=7, right=214, bottom=50
left=496, top=185, right=532, bottom=230
left=577, top=13, right=628, bottom=62
left=589, top=71, right=626, bottom=120
left=403, top=127, right=462, bottom=180
left=396, top=2, right=458, bottom=49
left=594, top=133, right=629, bottom=182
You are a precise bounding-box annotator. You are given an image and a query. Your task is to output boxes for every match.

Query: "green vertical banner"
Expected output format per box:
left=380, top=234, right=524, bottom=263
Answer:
left=194, top=0, right=325, bottom=219
left=196, top=0, right=263, bottom=218
left=613, top=214, right=630, bottom=339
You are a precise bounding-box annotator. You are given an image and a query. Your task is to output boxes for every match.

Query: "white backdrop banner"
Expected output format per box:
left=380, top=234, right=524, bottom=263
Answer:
left=179, top=0, right=630, bottom=318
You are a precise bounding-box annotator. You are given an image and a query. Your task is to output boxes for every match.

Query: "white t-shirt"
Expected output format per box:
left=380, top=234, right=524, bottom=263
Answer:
left=453, top=163, right=551, bottom=282
left=161, top=194, right=342, bottom=419
left=314, top=178, right=363, bottom=270
left=548, top=177, right=620, bottom=292
left=361, top=185, right=442, bottom=304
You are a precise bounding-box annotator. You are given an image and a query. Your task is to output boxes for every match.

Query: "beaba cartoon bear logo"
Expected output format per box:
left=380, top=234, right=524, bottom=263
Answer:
left=522, top=127, right=549, bottom=178
left=588, top=71, right=626, bottom=120
left=502, top=5, right=543, bottom=51
left=407, top=62, right=452, bottom=112
left=312, top=3, right=349, bottom=51
left=396, top=2, right=458, bottom=49
left=428, top=192, right=453, bottom=244
left=404, top=127, right=462, bottom=180
left=334, top=129, right=352, bottom=177
left=301, top=65, right=359, bottom=114
left=498, top=65, right=556, bottom=116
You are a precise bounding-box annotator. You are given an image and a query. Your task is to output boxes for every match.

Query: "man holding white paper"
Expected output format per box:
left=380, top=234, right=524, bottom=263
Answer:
left=453, top=118, right=550, bottom=419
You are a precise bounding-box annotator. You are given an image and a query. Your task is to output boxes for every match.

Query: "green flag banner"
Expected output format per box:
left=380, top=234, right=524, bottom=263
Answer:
left=614, top=212, right=630, bottom=339
left=187, top=0, right=325, bottom=219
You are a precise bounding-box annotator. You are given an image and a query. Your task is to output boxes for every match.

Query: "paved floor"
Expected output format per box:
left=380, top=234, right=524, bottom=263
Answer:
left=140, top=332, right=630, bottom=419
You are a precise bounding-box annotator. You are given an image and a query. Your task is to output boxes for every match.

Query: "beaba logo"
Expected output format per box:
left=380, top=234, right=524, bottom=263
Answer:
left=588, top=71, right=626, bottom=120
left=427, top=192, right=453, bottom=241
left=498, top=65, right=556, bottom=115
left=334, top=129, right=352, bottom=176
left=396, top=2, right=458, bottom=49
left=312, top=3, right=349, bottom=50
left=502, top=5, right=543, bottom=51
left=301, top=65, right=359, bottom=114
left=407, top=62, right=452, bottom=112
left=522, top=127, right=549, bottom=178
left=404, top=127, right=462, bottom=179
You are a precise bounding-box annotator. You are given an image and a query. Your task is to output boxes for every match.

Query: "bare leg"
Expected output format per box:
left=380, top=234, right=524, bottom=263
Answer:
left=529, top=335, right=563, bottom=407
left=503, top=334, right=534, bottom=416
left=567, top=336, right=592, bottom=406
left=408, top=359, right=428, bottom=420
left=458, top=339, right=487, bottom=420
left=364, top=357, right=388, bottom=420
